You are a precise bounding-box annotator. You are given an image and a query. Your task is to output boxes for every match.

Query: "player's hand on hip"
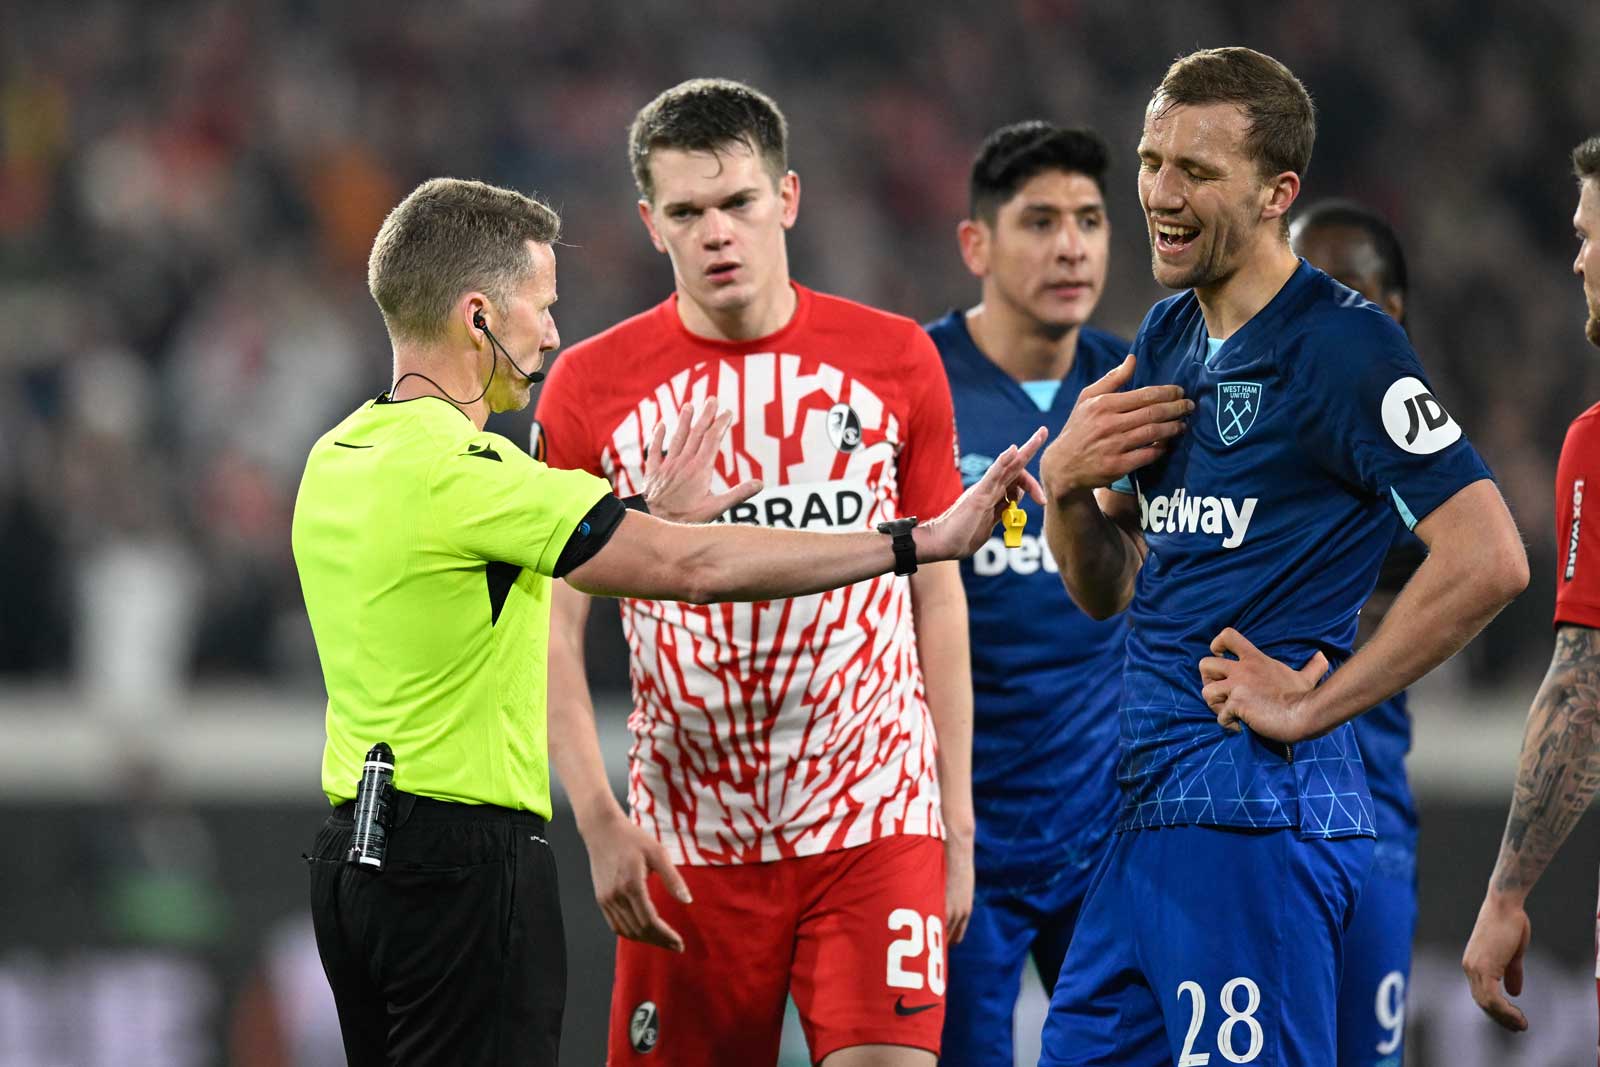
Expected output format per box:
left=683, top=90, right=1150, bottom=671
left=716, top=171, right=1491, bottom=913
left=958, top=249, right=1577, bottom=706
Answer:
left=643, top=401, right=763, bottom=524
left=1040, top=355, right=1192, bottom=499
left=1198, top=628, right=1328, bottom=743
left=943, top=834, right=974, bottom=945
left=1462, top=892, right=1532, bottom=1031
left=581, top=807, right=693, bottom=953
left=919, top=427, right=1048, bottom=561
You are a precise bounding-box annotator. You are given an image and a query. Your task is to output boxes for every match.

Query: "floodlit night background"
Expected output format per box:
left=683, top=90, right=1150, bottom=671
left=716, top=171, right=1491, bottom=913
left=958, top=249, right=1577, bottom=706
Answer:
left=1, top=2, right=1598, bottom=1063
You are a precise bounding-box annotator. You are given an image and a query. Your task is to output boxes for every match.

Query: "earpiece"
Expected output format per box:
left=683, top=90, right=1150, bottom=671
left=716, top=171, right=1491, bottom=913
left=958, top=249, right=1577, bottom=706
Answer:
left=473, top=308, right=544, bottom=384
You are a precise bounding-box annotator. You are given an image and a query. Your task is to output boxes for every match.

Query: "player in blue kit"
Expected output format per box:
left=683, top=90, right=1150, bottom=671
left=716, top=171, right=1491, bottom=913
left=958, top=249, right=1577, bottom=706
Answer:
left=1291, top=200, right=1423, bottom=1067
left=925, top=122, right=1129, bottom=1066
left=1036, top=47, right=1529, bottom=1066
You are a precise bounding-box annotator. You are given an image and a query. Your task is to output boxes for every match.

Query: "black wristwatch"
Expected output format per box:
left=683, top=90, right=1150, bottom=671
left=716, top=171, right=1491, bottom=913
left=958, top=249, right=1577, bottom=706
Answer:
left=875, top=516, right=919, bottom=576
left=621, top=494, right=651, bottom=515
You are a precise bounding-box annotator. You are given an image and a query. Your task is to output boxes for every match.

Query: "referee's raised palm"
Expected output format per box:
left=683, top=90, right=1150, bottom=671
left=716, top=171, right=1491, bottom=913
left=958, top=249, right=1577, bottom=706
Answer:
left=924, top=426, right=1048, bottom=560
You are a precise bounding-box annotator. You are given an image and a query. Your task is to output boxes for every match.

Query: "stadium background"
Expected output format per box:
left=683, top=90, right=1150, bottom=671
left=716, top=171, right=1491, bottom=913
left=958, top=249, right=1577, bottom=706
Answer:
left=1, top=1, right=1598, bottom=1063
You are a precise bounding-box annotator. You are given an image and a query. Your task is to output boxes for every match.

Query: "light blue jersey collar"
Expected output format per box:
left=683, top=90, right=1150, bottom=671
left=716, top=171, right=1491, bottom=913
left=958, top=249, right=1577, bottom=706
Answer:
left=1020, top=380, right=1063, bottom=412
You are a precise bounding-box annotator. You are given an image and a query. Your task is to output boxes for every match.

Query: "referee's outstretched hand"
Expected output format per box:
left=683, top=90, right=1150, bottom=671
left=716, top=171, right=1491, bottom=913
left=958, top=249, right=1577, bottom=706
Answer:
left=643, top=401, right=764, bottom=524
left=920, top=427, right=1049, bottom=561
left=585, top=806, right=693, bottom=953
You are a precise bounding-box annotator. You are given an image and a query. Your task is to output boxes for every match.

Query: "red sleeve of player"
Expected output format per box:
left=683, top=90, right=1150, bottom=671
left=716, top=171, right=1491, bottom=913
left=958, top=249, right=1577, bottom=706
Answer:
left=531, top=350, right=604, bottom=478
left=1554, top=410, right=1600, bottom=629
left=894, top=327, right=963, bottom=520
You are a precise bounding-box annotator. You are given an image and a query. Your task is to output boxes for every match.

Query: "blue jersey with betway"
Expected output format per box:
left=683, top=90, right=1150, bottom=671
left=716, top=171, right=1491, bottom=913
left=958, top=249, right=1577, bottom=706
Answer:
left=1114, top=261, right=1491, bottom=838
left=928, top=310, right=1129, bottom=882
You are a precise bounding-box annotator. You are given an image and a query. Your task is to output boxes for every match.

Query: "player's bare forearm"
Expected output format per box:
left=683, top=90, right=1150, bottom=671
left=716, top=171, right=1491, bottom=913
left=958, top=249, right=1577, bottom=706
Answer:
left=1300, top=479, right=1527, bottom=734
left=911, top=563, right=974, bottom=838
left=912, top=562, right=975, bottom=942
left=547, top=584, right=625, bottom=832
left=1043, top=487, right=1144, bottom=620
left=1487, top=624, right=1600, bottom=904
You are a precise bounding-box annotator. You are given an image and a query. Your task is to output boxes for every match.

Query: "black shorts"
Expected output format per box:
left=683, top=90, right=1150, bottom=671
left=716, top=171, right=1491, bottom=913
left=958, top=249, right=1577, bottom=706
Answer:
left=307, top=795, right=565, bottom=1066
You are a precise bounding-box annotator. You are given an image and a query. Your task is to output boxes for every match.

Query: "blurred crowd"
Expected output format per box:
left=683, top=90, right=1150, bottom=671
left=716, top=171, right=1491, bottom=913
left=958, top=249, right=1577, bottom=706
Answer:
left=2, top=0, right=1597, bottom=700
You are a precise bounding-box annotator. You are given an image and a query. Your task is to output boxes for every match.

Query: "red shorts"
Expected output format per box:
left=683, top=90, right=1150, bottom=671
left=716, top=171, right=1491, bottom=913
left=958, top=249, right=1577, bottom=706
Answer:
left=608, top=834, right=946, bottom=1065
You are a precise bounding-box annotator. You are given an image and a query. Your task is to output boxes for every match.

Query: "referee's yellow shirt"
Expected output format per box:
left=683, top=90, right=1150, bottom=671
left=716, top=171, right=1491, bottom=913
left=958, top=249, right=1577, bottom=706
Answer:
left=291, top=395, right=610, bottom=816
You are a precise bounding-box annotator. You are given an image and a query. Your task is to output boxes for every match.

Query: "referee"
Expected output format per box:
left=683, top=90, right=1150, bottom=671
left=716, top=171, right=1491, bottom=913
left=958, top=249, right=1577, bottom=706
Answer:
left=292, top=177, right=1046, bottom=1066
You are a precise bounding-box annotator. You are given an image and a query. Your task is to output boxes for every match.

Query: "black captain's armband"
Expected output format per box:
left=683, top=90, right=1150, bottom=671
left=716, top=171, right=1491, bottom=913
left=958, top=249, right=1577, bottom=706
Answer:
left=552, top=493, right=628, bottom=578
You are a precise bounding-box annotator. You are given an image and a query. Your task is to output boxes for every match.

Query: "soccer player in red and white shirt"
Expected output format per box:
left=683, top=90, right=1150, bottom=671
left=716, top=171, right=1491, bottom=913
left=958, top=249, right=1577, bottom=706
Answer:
left=535, top=79, right=974, bottom=1066
left=1465, top=135, right=1600, bottom=1054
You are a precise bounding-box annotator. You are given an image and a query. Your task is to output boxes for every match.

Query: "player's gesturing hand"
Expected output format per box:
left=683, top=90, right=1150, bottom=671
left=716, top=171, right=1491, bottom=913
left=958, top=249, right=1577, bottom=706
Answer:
left=643, top=401, right=764, bottom=524
left=1462, top=894, right=1532, bottom=1031
left=1040, top=354, right=1192, bottom=498
left=583, top=806, right=694, bottom=953
left=920, top=427, right=1049, bottom=561
left=1198, top=628, right=1329, bottom=743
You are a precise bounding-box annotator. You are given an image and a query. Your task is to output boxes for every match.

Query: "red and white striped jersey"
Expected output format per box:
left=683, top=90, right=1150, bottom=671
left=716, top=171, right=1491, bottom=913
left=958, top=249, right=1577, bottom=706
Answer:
left=535, top=284, right=963, bottom=864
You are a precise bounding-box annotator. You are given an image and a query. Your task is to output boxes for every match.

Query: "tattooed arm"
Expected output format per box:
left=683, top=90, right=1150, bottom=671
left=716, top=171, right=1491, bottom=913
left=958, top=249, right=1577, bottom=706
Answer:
left=1462, top=623, right=1600, bottom=1031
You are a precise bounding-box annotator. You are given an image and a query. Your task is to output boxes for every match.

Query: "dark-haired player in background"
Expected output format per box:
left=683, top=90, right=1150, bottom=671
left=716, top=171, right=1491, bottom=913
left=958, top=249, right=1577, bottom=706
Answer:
left=925, top=121, right=1128, bottom=1066
left=1291, top=199, right=1423, bottom=1067
left=1038, top=47, right=1526, bottom=1065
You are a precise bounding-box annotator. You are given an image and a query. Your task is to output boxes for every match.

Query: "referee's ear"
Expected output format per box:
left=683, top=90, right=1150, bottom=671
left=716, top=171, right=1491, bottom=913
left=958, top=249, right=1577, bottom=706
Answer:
left=460, top=293, right=493, bottom=343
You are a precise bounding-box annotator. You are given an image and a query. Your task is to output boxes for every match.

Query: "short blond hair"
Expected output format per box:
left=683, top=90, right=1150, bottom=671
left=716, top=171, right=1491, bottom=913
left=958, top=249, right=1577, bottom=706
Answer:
left=367, top=178, right=560, bottom=343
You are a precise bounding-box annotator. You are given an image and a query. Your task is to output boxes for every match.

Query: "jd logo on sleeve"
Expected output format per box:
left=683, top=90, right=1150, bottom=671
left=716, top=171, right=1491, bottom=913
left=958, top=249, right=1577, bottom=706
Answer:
left=1381, top=377, right=1461, bottom=455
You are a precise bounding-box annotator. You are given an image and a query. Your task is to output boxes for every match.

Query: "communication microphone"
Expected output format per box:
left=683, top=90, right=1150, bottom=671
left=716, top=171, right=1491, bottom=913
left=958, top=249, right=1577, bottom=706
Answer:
left=474, top=310, right=545, bottom=384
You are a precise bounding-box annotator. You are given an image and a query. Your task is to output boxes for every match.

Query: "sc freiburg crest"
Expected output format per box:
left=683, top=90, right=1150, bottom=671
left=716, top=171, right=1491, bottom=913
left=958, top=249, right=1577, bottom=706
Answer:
left=629, top=1000, right=659, bottom=1053
left=1216, top=382, right=1262, bottom=446
left=826, top=403, right=863, bottom=452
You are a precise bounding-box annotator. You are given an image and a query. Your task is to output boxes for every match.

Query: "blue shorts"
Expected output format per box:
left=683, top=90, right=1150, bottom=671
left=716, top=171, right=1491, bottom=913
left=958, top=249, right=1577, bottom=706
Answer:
left=1335, top=839, right=1416, bottom=1067
left=1041, top=825, right=1373, bottom=1067
left=942, top=855, right=1101, bottom=1067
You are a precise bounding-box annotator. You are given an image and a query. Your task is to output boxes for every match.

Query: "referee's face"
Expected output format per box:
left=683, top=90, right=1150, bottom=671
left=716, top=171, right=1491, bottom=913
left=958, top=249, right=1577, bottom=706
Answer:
left=486, top=241, right=560, bottom=413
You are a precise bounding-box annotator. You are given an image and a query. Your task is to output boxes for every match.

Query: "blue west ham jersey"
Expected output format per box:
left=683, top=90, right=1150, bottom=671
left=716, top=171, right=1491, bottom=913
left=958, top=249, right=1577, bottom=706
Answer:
left=1114, top=261, right=1492, bottom=838
left=928, top=310, right=1129, bottom=882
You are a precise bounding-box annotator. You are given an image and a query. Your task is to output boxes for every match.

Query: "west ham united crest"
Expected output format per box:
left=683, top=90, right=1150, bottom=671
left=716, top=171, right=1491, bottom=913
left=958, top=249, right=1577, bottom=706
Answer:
left=1216, top=382, right=1262, bottom=446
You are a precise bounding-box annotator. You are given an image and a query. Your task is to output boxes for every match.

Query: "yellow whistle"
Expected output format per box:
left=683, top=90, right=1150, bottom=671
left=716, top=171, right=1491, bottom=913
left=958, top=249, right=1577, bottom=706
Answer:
left=1002, top=499, right=1027, bottom=548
